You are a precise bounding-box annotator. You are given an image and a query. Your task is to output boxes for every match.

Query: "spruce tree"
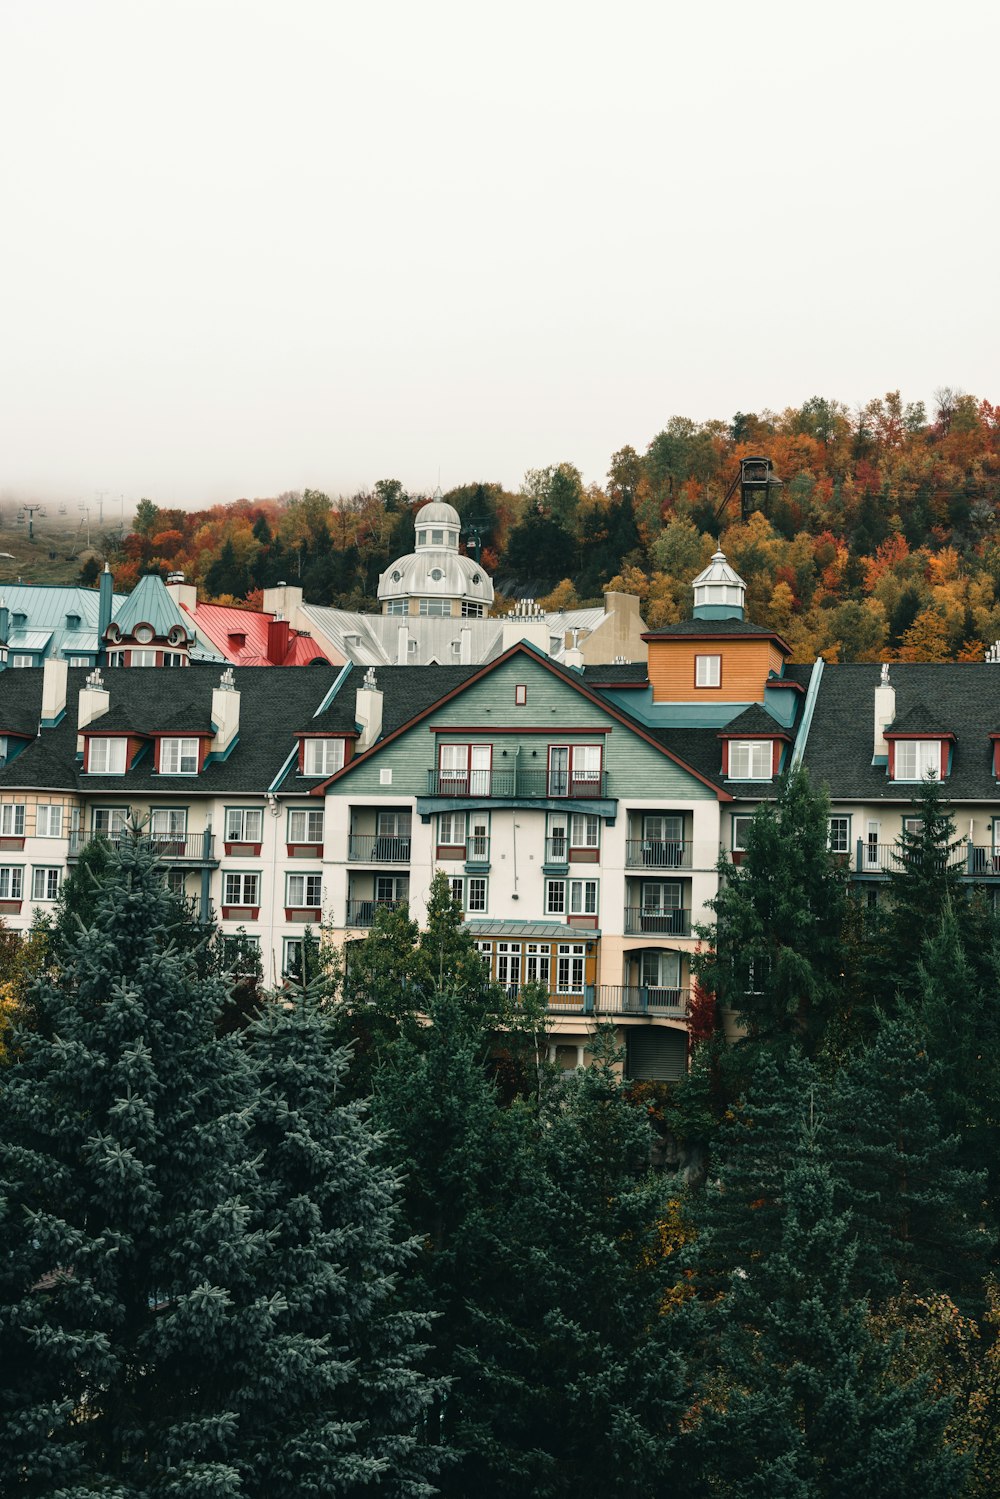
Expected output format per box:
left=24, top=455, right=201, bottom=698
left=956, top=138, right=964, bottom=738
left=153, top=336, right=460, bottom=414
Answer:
left=694, top=1156, right=967, bottom=1498
left=698, top=767, right=848, bottom=1061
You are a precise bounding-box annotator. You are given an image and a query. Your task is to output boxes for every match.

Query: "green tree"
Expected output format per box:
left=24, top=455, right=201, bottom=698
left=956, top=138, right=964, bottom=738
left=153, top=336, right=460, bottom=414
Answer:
left=698, top=767, right=849, bottom=1059
left=132, top=497, right=159, bottom=536
left=694, top=1155, right=966, bottom=1498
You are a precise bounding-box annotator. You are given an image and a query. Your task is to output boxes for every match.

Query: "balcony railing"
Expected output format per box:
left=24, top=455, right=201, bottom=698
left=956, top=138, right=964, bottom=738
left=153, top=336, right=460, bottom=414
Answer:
left=348, top=833, right=412, bottom=862
left=466, top=835, right=490, bottom=864
left=855, top=841, right=970, bottom=875
left=625, top=839, right=691, bottom=869
left=69, top=830, right=216, bottom=863
left=597, top=985, right=689, bottom=1016
left=426, top=768, right=607, bottom=799
left=345, top=897, right=407, bottom=927
left=623, top=907, right=691, bottom=936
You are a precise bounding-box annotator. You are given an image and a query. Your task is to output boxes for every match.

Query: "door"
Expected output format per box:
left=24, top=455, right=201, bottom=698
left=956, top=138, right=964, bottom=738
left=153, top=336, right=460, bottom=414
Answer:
left=548, top=747, right=569, bottom=797
left=640, top=949, right=682, bottom=1006
left=496, top=942, right=522, bottom=997
left=641, top=881, right=682, bottom=933
left=525, top=944, right=551, bottom=991
left=93, top=808, right=127, bottom=843
left=468, top=815, right=489, bottom=861
left=864, top=820, right=881, bottom=871
left=150, top=809, right=187, bottom=853
left=643, top=814, right=683, bottom=867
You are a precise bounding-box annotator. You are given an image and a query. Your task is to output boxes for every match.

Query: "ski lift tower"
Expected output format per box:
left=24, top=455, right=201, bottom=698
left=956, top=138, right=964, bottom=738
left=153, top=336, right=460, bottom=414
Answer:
left=21, top=504, right=46, bottom=542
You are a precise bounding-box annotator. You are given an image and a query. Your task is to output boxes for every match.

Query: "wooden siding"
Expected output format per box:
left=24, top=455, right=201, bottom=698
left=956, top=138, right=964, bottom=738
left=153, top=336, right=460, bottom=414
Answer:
left=336, top=655, right=715, bottom=800
left=648, top=638, right=785, bottom=703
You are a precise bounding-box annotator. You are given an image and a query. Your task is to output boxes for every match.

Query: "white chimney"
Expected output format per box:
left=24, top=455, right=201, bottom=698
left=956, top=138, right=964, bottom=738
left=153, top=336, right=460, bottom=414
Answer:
left=41, top=657, right=68, bottom=726
left=356, top=667, right=383, bottom=751
left=262, top=583, right=304, bottom=625
left=212, top=668, right=241, bottom=755
left=563, top=628, right=585, bottom=671
left=77, top=667, right=110, bottom=750
left=459, top=626, right=472, bottom=665
left=396, top=625, right=410, bottom=665
left=873, top=663, right=895, bottom=760
left=165, top=572, right=198, bottom=611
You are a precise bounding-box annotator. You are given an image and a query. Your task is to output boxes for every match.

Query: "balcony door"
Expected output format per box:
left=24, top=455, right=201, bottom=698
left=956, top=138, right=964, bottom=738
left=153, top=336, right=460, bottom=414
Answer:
left=440, top=744, right=491, bottom=794
left=639, top=949, right=681, bottom=1004
left=496, top=941, right=521, bottom=997
left=640, top=880, right=682, bottom=933
left=642, top=814, right=683, bottom=867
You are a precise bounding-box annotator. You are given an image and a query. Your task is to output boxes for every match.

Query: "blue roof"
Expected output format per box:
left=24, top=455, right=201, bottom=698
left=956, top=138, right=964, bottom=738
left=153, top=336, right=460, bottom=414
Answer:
left=0, top=583, right=123, bottom=660
left=112, top=573, right=195, bottom=642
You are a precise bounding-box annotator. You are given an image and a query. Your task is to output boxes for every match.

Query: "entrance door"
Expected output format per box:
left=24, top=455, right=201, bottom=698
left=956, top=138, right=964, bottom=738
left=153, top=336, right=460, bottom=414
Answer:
left=496, top=942, right=522, bottom=997
left=548, top=747, right=569, bottom=798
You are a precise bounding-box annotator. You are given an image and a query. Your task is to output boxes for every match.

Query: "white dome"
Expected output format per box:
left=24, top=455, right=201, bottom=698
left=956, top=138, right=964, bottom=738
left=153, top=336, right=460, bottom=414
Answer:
left=414, top=497, right=461, bottom=531
left=378, top=550, right=494, bottom=607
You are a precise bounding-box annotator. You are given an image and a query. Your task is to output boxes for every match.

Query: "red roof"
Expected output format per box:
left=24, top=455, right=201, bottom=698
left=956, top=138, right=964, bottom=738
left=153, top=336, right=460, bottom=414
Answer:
left=181, top=602, right=335, bottom=668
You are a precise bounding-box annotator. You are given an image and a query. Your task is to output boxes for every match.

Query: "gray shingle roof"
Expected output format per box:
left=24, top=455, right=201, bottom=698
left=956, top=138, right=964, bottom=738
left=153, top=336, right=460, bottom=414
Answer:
left=718, top=704, right=791, bottom=737
left=885, top=704, right=953, bottom=738
left=642, top=618, right=786, bottom=640
left=800, top=663, right=999, bottom=801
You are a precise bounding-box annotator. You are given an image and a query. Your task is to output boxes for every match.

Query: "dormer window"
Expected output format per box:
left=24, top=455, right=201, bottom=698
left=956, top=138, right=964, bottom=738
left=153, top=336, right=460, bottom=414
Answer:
left=893, top=740, right=941, bottom=781
left=160, top=737, right=199, bottom=774
left=695, top=654, right=721, bottom=688
left=89, top=738, right=128, bottom=774
left=66, top=613, right=81, bottom=630
left=729, top=740, right=772, bottom=780
left=302, top=738, right=345, bottom=776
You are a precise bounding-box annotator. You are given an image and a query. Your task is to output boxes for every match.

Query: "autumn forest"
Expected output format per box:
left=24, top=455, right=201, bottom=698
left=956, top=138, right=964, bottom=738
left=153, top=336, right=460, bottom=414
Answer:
left=105, top=388, right=1000, bottom=662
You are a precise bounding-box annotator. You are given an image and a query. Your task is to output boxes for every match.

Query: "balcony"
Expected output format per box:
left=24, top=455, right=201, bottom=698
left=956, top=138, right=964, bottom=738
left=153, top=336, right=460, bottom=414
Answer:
left=348, top=833, right=412, bottom=863
left=854, top=841, right=970, bottom=876
left=625, top=839, right=691, bottom=869
left=68, top=830, right=217, bottom=865
left=623, top=907, right=691, bottom=937
left=345, top=897, right=406, bottom=927
left=597, top=985, right=689, bottom=1016
left=425, top=768, right=607, bottom=800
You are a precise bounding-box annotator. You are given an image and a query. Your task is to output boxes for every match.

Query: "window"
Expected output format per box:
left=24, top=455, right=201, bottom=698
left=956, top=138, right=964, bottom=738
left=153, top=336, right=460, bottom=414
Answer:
left=225, top=808, right=263, bottom=844
left=467, top=815, right=489, bottom=861
left=283, top=937, right=311, bottom=978
left=439, top=743, right=491, bottom=793
left=569, top=878, right=598, bottom=916
left=0, top=738, right=7, bottom=767
left=10, top=656, right=33, bottom=668
left=556, top=943, right=586, bottom=994
left=570, top=813, right=600, bottom=849
left=32, top=867, right=61, bottom=901
left=461, top=601, right=483, bottom=618
left=131, top=650, right=157, bottom=667
left=695, top=654, right=721, bottom=687
left=375, top=875, right=408, bottom=905
left=894, top=740, right=941, bottom=781
left=438, top=812, right=465, bottom=848
left=288, top=809, right=324, bottom=843
left=450, top=875, right=488, bottom=913
left=545, top=879, right=566, bottom=915
left=431, top=529, right=444, bottom=545
left=0, top=805, right=26, bottom=837
left=0, top=866, right=23, bottom=899
left=525, top=942, right=550, bottom=988
left=163, top=652, right=185, bottom=667
left=164, top=869, right=188, bottom=896
left=548, top=744, right=601, bottom=796
left=221, top=933, right=261, bottom=972
left=640, top=949, right=681, bottom=995
left=68, top=656, right=90, bottom=667
left=161, top=737, right=199, bottom=775
left=515, top=684, right=527, bottom=705
left=731, top=814, right=753, bottom=852
left=828, top=816, right=850, bottom=854
left=89, top=738, right=127, bottom=774
left=150, top=809, right=187, bottom=844
left=224, top=872, right=260, bottom=907
left=729, top=740, right=772, bottom=780
left=302, top=738, right=345, bottom=776
left=36, top=805, right=63, bottom=838
left=93, top=808, right=127, bottom=837
left=286, top=872, right=322, bottom=908
left=385, top=599, right=408, bottom=615
left=418, top=599, right=451, bottom=616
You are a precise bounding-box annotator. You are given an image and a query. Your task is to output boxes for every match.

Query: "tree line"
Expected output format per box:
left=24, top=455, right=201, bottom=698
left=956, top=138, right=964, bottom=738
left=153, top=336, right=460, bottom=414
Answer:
left=2, top=776, right=1000, bottom=1494
left=95, top=388, right=1000, bottom=661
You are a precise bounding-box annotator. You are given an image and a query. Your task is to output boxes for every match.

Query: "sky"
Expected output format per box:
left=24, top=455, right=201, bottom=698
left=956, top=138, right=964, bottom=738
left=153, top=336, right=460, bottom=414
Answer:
left=1, top=0, right=997, bottom=512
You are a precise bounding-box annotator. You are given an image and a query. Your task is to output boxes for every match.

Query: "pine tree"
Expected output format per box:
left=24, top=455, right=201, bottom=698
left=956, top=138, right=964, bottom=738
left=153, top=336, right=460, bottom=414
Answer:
left=241, top=981, right=443, bottom=1496
left=0, top=838, right=435, bottom=1495
left=694, top=1156, right=967, bottom=1498
left=698, top=767, right=848, bottom=1061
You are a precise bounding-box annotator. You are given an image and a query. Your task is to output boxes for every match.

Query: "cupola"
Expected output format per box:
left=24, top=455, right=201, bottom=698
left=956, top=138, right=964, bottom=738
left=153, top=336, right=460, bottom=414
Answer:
left=691, top=549, right=746, bottom=621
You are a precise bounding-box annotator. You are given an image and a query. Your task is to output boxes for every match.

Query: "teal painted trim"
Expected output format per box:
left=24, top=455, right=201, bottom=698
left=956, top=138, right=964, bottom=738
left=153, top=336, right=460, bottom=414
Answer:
left=314, top=659, right=353, bottom=718
left=416, top=795, right=617, bottom=820
left=542, top=862, right=570, bottom=876
left=40, top=709, right=66, bottom=729
left=789, top=657, right=824, bottom=771
left=761, top=685, right=799, bottom=728
left=600, top=689, right=755, bottom=729
left=268, top=743, right=301, bottom=793
left=203, top=735, right=239, bottom=766
left=692, top=604, right=745, bottom=620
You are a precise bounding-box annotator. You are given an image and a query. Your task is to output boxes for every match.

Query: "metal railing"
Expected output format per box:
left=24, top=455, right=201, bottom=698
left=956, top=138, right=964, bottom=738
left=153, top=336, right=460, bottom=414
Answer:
left=465, top=835, right=490, bottom=863
left=345, top=897, right=407, bottom=927
left=625, top=839, right=691, bottom=869
left=347, top=833, right=412, bottom=862
left=597, top=985, right=689, bottom=1016
left=426, top=768, right=607, bottom=799
left=623, top=907, right=691, bottom=936
left=69, top=830, right=216, bottom=862
left=855, top=841, right=969, bottom=875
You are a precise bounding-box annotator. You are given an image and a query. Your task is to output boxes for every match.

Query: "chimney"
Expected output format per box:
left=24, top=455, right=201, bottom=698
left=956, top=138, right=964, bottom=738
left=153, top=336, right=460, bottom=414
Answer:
left=0, top=597, right=8, bottom=653
left=41, top=657, right=68, bottom=727
left=77, top=667, right=110, bottom=750
left=873, top=663, right=895, bottom=761
left=266, top=615, right=290, bottom=665
left=396, top=624, right=410, bottom=665
left=356, top=667, right=383, bottom=751
left=262, top=583, right=303, bottom=624
left=459, top=626, right=472, bottom=665
left=212, top=668, right=241, bottom=755
left=166, top=571, right=199, bottom=611
left=97, top=564, right=114, bottom=659
left=563, top=628, right=585, bottom=672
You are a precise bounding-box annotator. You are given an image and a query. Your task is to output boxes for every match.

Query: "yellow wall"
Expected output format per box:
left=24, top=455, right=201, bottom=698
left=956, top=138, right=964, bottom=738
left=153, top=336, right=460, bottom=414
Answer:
left=647, top=637, right=784, bottom=702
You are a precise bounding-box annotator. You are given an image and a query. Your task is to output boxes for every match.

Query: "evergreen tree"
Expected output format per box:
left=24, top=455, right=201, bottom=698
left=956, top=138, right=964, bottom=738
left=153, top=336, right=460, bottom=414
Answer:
left=241, top=981, right=443, bottom=1495
left=694, top=1155, right=966, bottom=1498
left=698, top=767, right=848, bottom=1061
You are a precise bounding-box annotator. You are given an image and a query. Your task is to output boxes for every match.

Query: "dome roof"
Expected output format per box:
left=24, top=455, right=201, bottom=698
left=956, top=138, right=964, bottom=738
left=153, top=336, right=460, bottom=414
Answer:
left=377, top=549, right=494, bottom=606
left=414, top=496, right=461, bottom=531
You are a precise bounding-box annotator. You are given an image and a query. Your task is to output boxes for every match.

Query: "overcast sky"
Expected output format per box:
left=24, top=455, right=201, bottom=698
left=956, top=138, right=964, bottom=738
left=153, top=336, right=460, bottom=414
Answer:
left=1, top=0, right=997, bottom=512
